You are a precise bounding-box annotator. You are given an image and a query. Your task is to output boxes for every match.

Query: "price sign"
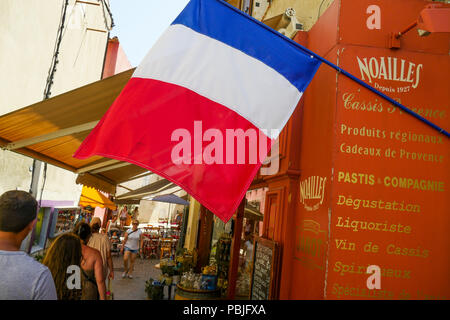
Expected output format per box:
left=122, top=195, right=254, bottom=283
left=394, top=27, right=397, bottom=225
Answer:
left=249, top=236, right=279, bottom=300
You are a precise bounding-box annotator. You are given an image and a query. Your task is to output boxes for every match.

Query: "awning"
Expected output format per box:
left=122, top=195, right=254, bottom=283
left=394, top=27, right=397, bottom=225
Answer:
left=0, top=68, right=151, bottom=194
left=114, top=199, right=141, bottom=205
left=150, top=194, right=190, bottom=206
left=115, top=179, right=175, bottom=201
left=79, top=186, right=117, bottom=210
left=244, top=203, right=264, bottom=221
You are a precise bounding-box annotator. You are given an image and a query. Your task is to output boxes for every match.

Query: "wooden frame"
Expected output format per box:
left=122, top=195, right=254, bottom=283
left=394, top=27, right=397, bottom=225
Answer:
left=4, top=121, right=99, bottom=151
left=240, top=0, right=254, bottom=16
left=262, top=188, right=284, bottom=240
left=226, top=199, right=245, bottom=299
left=249, top=236, right=279, bottom=300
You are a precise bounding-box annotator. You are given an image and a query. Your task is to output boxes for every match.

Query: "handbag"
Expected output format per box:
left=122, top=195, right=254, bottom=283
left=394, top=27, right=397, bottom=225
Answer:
left=106, top=279, right=114, bottom=300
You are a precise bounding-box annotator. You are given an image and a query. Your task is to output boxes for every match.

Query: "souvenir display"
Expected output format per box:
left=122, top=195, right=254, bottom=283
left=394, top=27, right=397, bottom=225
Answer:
left=53, top=208, right=82, bottom=236
left=215, top=233, right=232, bottom=295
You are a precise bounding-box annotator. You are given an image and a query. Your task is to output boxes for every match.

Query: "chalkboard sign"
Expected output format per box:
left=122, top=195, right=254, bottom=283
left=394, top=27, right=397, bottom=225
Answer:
left=249, top=236, right=279, bottom=300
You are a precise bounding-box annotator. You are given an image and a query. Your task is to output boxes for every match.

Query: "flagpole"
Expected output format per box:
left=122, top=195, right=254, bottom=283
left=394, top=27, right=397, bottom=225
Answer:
left=216, top=0, right=450, bottom=138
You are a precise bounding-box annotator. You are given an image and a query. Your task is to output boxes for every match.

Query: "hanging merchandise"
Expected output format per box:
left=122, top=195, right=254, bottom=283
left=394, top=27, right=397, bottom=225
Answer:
left=214, top=233, right=232, bottom=296
left=52, top=207, right=81, bottom=237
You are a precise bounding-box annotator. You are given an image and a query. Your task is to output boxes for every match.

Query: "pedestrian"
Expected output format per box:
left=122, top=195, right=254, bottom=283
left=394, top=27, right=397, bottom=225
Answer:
left=107, top=214, right=119, bottom=234
left=73, top=222, right=106, bottom=300
left=88, top=217, right=114, bottom=281
left=119, top=205, right=128, bottom=230
left=175, top=211, right=183, bottom=225
left=132, top=206, right=139, bottom=220
left=0, top=190, right=57, bottom=300
left=42, top=233, right=83, bottom=300
left=120, top=219, right=143, bottom=279
left=243, top=232, right=254, bottom=269
left=244, top=220, right=252, bottom=234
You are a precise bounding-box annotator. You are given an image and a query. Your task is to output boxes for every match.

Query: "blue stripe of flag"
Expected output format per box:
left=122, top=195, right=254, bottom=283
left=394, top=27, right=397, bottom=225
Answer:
left=171, top=0, right=322, bottom=93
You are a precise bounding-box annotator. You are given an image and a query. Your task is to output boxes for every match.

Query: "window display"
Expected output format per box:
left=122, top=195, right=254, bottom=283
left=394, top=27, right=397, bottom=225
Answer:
left=215, top=234, right=232, bottom=296
left=53, top=207, right=82, bottom=236
left=236, top=231, right=254, bottom=298
left=208, top=216, right=233, bottom=297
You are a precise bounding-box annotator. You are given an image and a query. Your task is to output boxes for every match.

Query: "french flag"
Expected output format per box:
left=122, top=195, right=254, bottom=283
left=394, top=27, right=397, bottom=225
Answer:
left=74, top=0, right=321, bottom=222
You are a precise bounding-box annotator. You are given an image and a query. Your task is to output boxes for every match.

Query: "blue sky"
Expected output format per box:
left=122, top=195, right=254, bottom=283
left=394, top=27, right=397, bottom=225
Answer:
left=109, top=0, right=190, bottom=67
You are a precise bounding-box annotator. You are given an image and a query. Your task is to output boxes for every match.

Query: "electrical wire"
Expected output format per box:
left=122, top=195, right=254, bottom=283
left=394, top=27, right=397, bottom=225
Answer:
left=43, top=0, right=69, bottom=99
left=39, top=162, right=47, bottom=205
left=317, top=0, right=327, bottom=20
left=31, top=0, right=69, bottom=199
left=100, top=0, right=115, bottom=29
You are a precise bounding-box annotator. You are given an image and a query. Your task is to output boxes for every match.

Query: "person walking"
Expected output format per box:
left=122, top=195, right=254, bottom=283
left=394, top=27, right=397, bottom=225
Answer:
left=0, top=190, right=57, bottom=300
left=73, top=222, right=106, bottom=300
left=119, top=205, right=128, bottom=230
left=107, top=214, right=119, bottom=234
left=243, top=232, right=254, bottom=270
left=120, top=219, right=143, bottom=279
left=42, top=233, right=83, bottom=300
left=175, top=211, right=183, bottom=225
left=88, top=217, right=114, bottom=281
left=132, top=207, right=139, bottom=220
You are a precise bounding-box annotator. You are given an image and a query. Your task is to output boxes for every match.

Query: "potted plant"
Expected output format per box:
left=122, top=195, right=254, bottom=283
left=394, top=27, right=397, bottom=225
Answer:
left=145, top=278, right=164, bottom=300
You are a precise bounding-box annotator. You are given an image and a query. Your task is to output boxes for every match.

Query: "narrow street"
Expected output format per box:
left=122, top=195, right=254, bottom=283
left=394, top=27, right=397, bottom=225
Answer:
left=110, top=255, right=169, bottom=300
left=0, top=0, right=448, bottom=306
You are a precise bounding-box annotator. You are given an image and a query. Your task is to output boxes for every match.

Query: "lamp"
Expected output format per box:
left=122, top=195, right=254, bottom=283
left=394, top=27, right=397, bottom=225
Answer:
left=389, top=3, right=450, bottom=48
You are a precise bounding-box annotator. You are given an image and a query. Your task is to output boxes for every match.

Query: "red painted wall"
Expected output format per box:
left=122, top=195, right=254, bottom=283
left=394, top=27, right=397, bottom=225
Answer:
left=271, top=0, right=449, bottom=300
left=102, top=37, right=132, bottom=79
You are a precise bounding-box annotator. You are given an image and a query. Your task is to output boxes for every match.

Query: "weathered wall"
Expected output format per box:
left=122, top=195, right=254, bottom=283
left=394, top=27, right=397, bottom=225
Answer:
left=289, top=0, right=450, bottom=300
left=252, top=0, right=334, bottom=30
left=0, top=149, right=33, bottom=195
left=102, top=37, right=132, bottom=79
left=0, top=0, right=111, bottom=204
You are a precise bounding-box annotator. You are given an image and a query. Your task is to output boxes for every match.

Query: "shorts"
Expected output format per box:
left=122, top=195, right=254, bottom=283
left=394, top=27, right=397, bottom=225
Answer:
left=124, top=247, right=138, bottom=254
left=120, top=216, right=127, bottom=221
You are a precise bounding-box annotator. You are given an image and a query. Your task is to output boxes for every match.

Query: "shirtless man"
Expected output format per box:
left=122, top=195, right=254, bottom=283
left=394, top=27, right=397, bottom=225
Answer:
left=73, top=222, right=106, bottom=300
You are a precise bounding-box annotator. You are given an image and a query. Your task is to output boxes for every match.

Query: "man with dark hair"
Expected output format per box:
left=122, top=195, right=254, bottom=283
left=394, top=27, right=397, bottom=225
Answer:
left=0, top=190, right=57, bottom=300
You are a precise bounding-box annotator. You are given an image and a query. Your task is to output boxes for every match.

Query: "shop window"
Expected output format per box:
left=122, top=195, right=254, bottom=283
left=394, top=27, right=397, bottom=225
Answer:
left=32, top=208, right=46, bottom=247
left=31, top=207, right=52, bottom=253
left=241, top=0, right=252, bottom=15
left=209, top=216, right=233, bottom=264
left=235, top=219, right=255, bottom=299
left=209, top=215, right=233, bottom=297
left=51, top=207, right=86, bottom=238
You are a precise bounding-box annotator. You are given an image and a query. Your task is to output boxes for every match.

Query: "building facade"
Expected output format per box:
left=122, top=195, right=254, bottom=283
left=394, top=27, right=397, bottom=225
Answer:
left=189, top=0, right=449, bottom=300
left=0, top=0, right=113, bottom=252
left=253, top=0, right=450, bottom=300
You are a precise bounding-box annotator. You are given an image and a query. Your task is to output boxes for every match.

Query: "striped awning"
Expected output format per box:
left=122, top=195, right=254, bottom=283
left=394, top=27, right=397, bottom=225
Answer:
left=79, top=186, right=117, bottom=210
